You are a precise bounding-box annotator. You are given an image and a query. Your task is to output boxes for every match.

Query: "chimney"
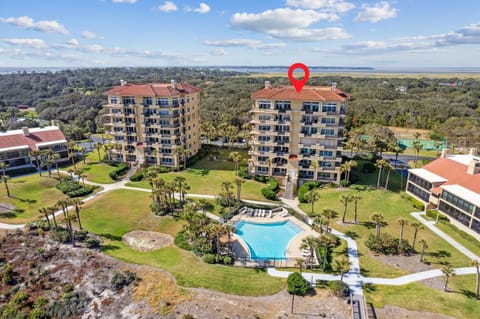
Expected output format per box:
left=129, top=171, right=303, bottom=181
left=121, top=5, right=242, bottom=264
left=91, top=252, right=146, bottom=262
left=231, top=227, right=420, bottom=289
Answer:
left=51, top=119, right=56, bottom=127
left=441, top=148, right=449, bottom=158
left=331, top=82, right=337, bottom=91
left=467, top=159, right=480, bottom=175
left=170, top=79, right=176, bottom=89
left=264, top=81, right=271, bottom=89
left=469, top=148, right=477, bottom=156
left=120, top=79, right=127, bottom=86
left=22, top=127, right=29, bottom=136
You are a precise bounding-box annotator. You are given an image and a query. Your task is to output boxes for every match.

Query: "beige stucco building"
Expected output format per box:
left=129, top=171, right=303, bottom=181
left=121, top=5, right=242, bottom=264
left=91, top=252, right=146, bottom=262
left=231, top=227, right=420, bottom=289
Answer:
left=249, top=82, right=348, bottom=197
left=103, top=81, right=201, bottom=167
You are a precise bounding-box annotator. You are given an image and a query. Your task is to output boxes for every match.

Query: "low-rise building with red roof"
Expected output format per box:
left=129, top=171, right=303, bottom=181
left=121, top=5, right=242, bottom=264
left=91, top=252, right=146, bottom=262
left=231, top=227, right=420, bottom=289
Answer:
left=249, top=82, right=348, bottom=198
left=407, top=148, right=480, bottom=236
left=0, top=126, right=69, bottom=172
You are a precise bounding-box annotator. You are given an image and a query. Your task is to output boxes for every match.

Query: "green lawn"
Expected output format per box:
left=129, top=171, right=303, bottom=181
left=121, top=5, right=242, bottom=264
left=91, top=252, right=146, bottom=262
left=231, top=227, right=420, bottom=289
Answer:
left=298, top=188, right=472, bottom=277
left=0, top=174, right=67, bottom=224
left=67, top=148, right=118, bottom=184
left=81, top=189, right=285, bottom=296
left=435, top=222, right=480, bottom=258
left=126, top=149, right=270, bottom=201
left=352, top=161, right=404, bottom=192
left=367, top=275, right=480, bottom=319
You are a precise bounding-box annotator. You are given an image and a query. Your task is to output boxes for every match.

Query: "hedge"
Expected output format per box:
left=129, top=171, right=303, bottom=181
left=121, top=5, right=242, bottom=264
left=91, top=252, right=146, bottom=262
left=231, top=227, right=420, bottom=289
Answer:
left=56, top=178, right=95, bottom=197
left=261, top=178, right=280, bottom=200
left=400, top=193, right=425, bottom=211
left=109, top=162, right=129, bottom=180
left=298, top=181, right=321, bottom=203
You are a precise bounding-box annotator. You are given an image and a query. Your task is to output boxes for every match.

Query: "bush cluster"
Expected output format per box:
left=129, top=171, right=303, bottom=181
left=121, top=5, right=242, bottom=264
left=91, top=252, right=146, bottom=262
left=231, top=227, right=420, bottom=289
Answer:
left=298, top=181, right=321, bottom=203
left=110, top=270, right=138, bottom=291
left=365, top=233, right=411, bottom=255
left=426, top=209, right=449, bottom=222
left=261, top=178, right=280, bottom=200
left=287, top=272, right=310, bottom=296
left=56, top=178, right=95, bottom=197
left=174, top=231, right=192, bottom=251
left=108, top=162, right=129, bottom=180
left=400, top=193, right=425, bottom=211
left=47, top=290, right=90, bottom=318
left=328, top=280, right=349, bottom=297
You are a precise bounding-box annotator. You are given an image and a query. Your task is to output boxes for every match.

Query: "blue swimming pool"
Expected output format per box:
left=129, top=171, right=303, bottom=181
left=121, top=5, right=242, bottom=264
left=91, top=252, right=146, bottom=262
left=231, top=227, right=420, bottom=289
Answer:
left=235, top=220, right=303, bottom=260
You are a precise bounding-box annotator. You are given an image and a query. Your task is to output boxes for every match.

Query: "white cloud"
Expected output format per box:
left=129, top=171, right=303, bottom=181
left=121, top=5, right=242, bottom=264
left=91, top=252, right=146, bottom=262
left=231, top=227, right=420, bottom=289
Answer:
left=230, top=8, right=347, bottom=41
left=194, top=3, right=211, bottom=14
left=208, top=48, right=227, bottom=56
left=157, top=1, right=178, bottom=13
left=84, top=44, right=106, bottom=52
left=65, top=38, right=80, bottom=47
left=0, top=16, right=68, bottom=34
left=81, top=31, right=102, bottom=39
left=355, top=2, right=398, bottom=23
left=203, top=38, right=286, bottom=49
left=286, top=0, right=355, bottom=13
left=331, top=23, right=480, bottom=55
left=112, top=0, right=137, bottom=3
left=3, top=38, right=46, bottom=49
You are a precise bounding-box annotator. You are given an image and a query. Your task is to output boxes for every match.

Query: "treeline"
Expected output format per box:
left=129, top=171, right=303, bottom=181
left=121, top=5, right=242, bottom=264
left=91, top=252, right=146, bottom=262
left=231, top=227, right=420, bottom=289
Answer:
left=0, top=68, right=479, bottom=145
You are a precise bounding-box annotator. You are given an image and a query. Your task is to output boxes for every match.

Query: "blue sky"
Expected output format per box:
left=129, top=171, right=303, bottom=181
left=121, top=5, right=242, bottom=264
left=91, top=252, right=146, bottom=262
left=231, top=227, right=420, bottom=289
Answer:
left=0, top=0, right=479, bottom=68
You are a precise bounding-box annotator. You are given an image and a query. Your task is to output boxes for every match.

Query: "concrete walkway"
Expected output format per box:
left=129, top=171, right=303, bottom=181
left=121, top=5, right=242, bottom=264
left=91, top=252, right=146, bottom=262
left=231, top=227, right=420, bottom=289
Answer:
left=411, top=212, right=480, bottom=262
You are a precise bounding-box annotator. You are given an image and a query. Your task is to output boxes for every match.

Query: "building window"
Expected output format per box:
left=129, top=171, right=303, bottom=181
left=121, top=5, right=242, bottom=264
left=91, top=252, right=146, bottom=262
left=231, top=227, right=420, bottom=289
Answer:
left=257, top=166, right=268, bottom=173
left=319, top=151, right=333, bottom=157
left=408, top=174, right=432, bottom=192
left=441, top=191, right=475, bottom=214
left=157, top=98, right=169, bottom=106
left=319, top=161, right=333, bottom=167
left=320, top=128, right=335, bottom=136
left=258, top=146, right=270, bottom=153
left=275, top=101, right=291, bottom=112
left=321, top=117, right=336, bottom=125
left=407, top=182, right=430, bottom=202
left=259, top=125, right=271, bottom=131
left=439, top=200, right=472, bottom=227
left=302, top=102, right=319, bottom=113
left=143, top=97, right=153, bottom=105
left=172, top=98, right=179, bottom=106
left=258, top=156, right=269, bottom=162
left=259, top=101, right=271, bottom=109
left=110, top=96, right=119, bottom=104
left=258, top=115, right=271, bottom=121
left=258, top=136, right=270, bottom=142
left=123, top=96, right=135, bottom=105
left=322, top=103, right=337, bottom=113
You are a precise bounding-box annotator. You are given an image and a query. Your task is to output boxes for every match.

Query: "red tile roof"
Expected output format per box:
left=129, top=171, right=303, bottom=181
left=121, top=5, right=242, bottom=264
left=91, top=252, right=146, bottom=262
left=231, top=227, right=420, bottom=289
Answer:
left=423, top=158, right=480, bottom=194
left=251, top=86, right=349, bottom=101
left=104, top=83, right=200, bottom=97
left=0, top=127, right=66, bottom=151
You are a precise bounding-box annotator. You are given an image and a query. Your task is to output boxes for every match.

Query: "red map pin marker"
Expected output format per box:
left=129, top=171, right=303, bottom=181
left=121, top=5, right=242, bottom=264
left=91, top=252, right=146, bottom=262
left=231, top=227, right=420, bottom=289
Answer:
left=288, top=63, right=310, bottom=93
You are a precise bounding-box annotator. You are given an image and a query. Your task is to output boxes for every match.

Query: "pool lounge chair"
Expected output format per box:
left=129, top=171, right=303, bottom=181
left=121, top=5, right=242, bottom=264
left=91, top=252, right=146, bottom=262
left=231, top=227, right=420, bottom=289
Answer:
left=280, top=211, right=289, bottom=217
left=268, top=210, right=272, bottom=218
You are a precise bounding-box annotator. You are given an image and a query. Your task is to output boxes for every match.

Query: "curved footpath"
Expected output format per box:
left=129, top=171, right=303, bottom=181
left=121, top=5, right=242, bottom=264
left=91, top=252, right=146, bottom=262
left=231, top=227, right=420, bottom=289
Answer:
left=1, top=173, right=479, bottom=295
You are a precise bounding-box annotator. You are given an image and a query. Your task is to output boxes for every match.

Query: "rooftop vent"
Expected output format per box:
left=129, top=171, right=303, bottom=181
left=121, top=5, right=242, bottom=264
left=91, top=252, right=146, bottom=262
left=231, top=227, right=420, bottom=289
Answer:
left=22, top=127, right=29, bottom=136
left=264, top=81, right=271, bottom=89
left=441, top=148, right=449, bottom=158
left=171, top=79, right=176, bottom=89
left=120, top=79, right=127, bottom=86
left=332, top=82, right=337, bottom=91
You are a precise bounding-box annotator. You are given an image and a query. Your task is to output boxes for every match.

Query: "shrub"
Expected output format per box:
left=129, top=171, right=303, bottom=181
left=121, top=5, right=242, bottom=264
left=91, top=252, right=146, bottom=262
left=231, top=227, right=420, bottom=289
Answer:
left=238, top=165, right=250, bottom=179
left=0, top=264, right=15, bottom=285
left=109, top=162, right=129, bottom=180
left=56, top=178, right=94, bottom=197
left=287, top=272, right=310, bottom=296
left=365, top=233, right=411, bottom=255
left=202, top=253, right=216, bottom=264
left=328, top=280, right=349, bottom=297
left=261, top=187, right=277, bottom=200
left=254, top=175, right=269, bottom=183
left=85, top=237, right=101, bottom=249
left=47, top=290, right=89, bottom=318
left=74, top=230, right=88, bottom=241
left=174, top=231, right=192, bottom=251
left=400, top=193, right=425, bottom=211
left=111, top=271, right=138, bottom=291
left=222, top=256, right=233, bottom=265
left=426, top=210, right=449, bottom=222
left=298, top=181, right=321, bottom=203
left=129, top=170, right=144, bottom=181
left=51, top=228, right=70, bottom=243
left=339, top=180, right=349, bottom=187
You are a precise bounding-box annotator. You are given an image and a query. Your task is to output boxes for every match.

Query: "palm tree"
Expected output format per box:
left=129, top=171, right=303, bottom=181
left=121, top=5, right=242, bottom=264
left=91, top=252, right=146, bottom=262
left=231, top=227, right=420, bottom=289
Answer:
left=333, top=256, right=351, bottom=282
left=388, top=142, right=404, bottom=169
left=410, top=222, right=423, bottom=251
left=2, top=175, right=10, bottom=197
left=434, top=140, right=442, bottom=156
left=75, top=170, right=86, bottom=186
left=173, top=176, right=189, bottom=202
left=412, top=137, right=422, bottom=168
left=351, top=194, right=362, bottom=224
left=318, top=233, right=337, bottom=270
left=383, top=161, right=395, bottom=190
left=441, top=264, right=456, bottom=292
left=299, top=235, right=319, bottom=269
left=29, top=150, right=42, bottom=176
left=95, top=142, right=103, bottom=162
left=235, top=176, right=245, bottom=202
left=311, top=216, right=324, bottom=234
left=321, top=209, right=338, bottom=232
left=340, top=194, right=352, bottom=223
left=71, top=198, right=83, bottom=229
left=220, top=181, right=235, bottom=210
left=344, top=160, right=357, bottom=184
left=174, top=147, right=183, bottom=171
left=304, top=190, right=320, bottom=214
left=419, top=239, right=428, bottom=262
left=39, top=207, right=51, bottom=229
left=264, top=157, right=272, bottom=176
left=114, top=143, right=123, bottom=162
left=472, top=259, right=480, bottom=299
left=80, top=147, right=87, bottom=164
left=371, top=213, right=387, bottom=238
left=67, top=141, right=78, bottom=169
left=375, top=159, right=389, bottom=188
left=229, top=151, right=241, bottom=176
left=198, top=198, right=209, bottom=216
left=397, top=218, right=409, bottom=248
left=0, top=161, right=8, bottom=176
left=295, top=258, right=305, bottom=274
left=52, top=153, right=61, bottom=177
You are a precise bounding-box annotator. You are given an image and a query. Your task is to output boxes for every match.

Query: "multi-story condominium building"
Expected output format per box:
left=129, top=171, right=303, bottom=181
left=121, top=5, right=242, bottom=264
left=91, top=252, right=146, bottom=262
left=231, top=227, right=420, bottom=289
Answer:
left=103, top=81, right=201, bottom=167
left=406, top=148, right=480, bottom=237
left=249, top=82, right=348, bottom=196
left=0, top=126, right=68, bottom=172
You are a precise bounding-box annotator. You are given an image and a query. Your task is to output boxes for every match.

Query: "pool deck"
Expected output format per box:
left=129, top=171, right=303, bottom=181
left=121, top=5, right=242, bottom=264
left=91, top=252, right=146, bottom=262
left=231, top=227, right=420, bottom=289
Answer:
left=230, top=212, right=319, bottom=266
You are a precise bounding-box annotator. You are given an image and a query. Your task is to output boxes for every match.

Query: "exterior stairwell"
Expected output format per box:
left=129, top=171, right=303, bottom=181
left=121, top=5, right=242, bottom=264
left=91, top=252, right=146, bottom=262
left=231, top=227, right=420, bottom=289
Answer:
left=284, top=178, right=296, bottom=200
